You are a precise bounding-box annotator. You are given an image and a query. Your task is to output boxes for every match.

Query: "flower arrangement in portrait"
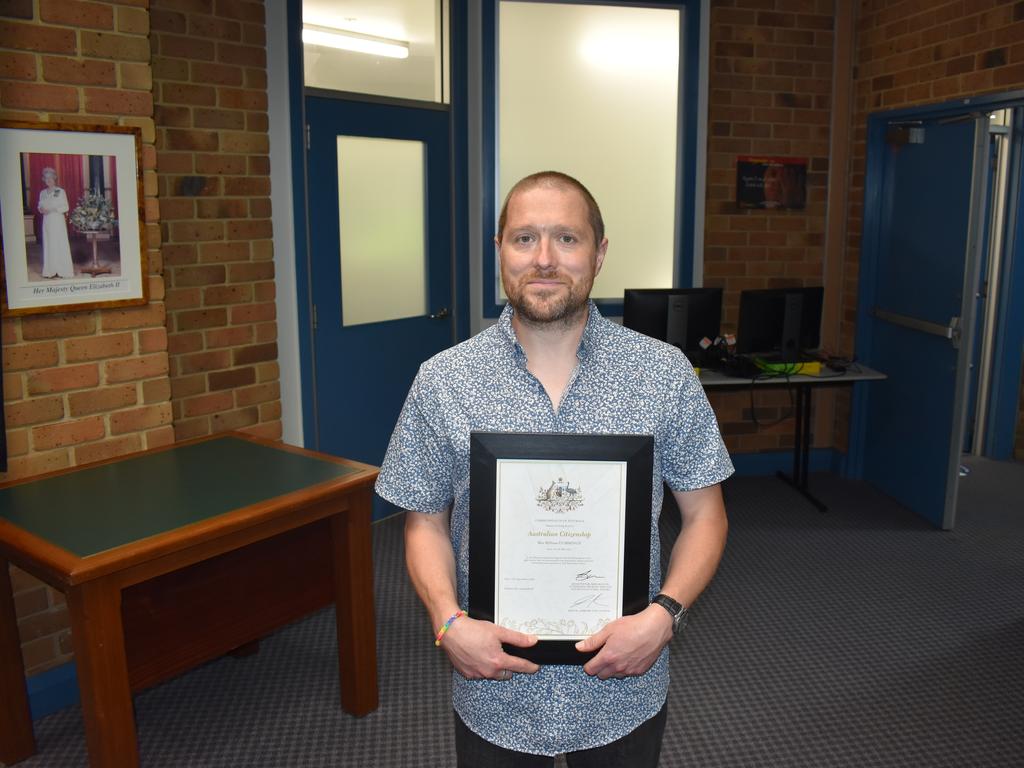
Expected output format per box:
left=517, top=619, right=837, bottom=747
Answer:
left=69, top=190, right=117, bottom=233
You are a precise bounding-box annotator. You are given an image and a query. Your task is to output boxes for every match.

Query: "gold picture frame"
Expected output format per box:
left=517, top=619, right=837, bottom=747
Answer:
left=0, top=121, right=148, bottom=316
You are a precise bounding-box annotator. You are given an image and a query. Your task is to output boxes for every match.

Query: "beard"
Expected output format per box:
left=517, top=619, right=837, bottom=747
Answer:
left=503, top=269, right=593, bottom=328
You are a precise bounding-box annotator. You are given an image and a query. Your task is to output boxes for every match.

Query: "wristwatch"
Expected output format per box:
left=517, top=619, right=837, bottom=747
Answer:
left=652, top=593, right=688, bottom=634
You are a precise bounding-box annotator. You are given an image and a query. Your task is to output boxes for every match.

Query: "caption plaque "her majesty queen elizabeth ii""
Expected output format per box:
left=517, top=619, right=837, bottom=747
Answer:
left=468, top=432, right=653, bottom=665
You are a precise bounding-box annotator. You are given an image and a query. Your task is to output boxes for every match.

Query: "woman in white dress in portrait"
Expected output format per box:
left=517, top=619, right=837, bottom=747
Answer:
left=37, top=167, right=74, bottom=279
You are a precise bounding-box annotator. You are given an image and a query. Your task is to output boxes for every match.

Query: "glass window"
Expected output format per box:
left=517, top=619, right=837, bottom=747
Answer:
left=498, top=1, right=680, bottom=300
left=337, top=136, right=427, bottom=326
left=303, top=0, right=448, bottom=103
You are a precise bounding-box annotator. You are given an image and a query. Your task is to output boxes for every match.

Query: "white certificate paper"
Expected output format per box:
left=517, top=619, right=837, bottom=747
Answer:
left=494, top=458, right=628, bottom=640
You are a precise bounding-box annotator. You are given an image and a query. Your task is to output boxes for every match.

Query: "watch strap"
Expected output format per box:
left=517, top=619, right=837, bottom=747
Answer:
left=652, top=593, right=688, bottom=633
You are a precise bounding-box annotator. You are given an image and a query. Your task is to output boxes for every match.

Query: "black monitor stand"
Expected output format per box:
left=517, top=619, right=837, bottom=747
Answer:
left=665, top=295, right=689, bottom=350
left=779, top=292, right=804, bottom=362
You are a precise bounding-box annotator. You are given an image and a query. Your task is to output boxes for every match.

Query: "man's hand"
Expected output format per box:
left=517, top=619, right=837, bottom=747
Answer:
left=440, top=616, right=541, bottom=680
left=574, top=605, right=673, bottom=680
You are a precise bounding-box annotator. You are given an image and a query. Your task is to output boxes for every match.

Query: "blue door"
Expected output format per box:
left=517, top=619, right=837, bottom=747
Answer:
left=853, top=116, right=989, bottom=529
left=305, top=96, right=453, bottom=515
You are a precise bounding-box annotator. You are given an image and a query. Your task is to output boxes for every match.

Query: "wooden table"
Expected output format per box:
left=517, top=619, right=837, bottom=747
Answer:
left=0, top=433, right=380, bottom=767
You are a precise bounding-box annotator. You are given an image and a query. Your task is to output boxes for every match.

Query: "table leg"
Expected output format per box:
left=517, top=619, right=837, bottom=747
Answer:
left=228, top=640, right=261, bottom=658
left=68, top=578, right=139, bottom=768
left=0, top=560, right=36, bottom=765
left=800, top=385, right=813, bottom=489
left=792, top=385, right=806, bottom=486
left=330, top=486, right=379, bottom=716
left=776, top=386, right=828, bottom=512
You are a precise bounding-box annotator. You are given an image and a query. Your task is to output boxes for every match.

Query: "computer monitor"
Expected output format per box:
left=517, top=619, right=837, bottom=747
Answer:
left=736, top=286, right=824, bottom=362
left=622, top=288, right=723, bottom=362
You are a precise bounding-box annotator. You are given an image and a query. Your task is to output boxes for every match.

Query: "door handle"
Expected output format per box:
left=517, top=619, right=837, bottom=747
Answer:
left=948, top=315, right=961, bottom=349
left=429, top=307, right=449, bottom=320
left=871, top=307, right=961, bottom=348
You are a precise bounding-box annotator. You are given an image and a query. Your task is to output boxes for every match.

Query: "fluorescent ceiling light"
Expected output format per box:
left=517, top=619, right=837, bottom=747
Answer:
left=302, top=25, right=409, bottom=59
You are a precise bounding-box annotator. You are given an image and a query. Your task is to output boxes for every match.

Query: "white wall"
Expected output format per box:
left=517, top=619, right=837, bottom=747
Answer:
left=692, top=0, right=710, bottom=288
left=468, top=0, right=485, bottom=335
left=267, top=0, right=305, bottom=447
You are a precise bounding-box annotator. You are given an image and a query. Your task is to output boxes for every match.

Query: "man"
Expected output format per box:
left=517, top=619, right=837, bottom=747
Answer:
left=376, top=171, right=732, bottom=766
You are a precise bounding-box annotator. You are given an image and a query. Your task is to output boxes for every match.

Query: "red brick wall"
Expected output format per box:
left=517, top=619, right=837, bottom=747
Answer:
left=151, top=0, right=281, bottom=442
left=845, top=0, right=1024, bottom=453
left=703, top=0, right=1024, bottom=459
left=1, top=0, right=169, bottom=675
left=704, top=0, right=835, bottom=454
left=1, top=0, right=281, bottom=676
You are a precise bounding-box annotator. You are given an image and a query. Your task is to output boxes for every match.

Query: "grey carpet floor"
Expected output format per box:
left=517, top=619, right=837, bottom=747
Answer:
left=10, top=462, right=1024, bottom=766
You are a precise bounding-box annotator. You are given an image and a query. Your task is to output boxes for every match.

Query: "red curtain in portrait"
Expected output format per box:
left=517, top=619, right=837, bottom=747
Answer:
left=58, top=154, right=85, bottom=211
left=27, top=153, right=54, bottom=241
left=26, top=153, right=86, bottom=241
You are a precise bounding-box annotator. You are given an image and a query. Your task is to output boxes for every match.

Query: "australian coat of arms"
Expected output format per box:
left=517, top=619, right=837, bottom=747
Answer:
left=535, top=477, right=584, bottom=513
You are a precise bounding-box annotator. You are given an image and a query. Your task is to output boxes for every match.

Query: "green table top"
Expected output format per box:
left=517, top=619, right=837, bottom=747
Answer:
left=0, top=437, right=360, bottom=558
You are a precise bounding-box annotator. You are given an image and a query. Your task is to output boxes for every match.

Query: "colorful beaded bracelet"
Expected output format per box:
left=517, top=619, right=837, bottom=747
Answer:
left=434, top=610, right=465, bottom=647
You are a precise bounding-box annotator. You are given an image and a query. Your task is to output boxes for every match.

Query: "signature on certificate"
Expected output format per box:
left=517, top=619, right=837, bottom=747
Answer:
left=575, top=569, right=603, bottom=581
left=570, top=593, right=608, bottom=610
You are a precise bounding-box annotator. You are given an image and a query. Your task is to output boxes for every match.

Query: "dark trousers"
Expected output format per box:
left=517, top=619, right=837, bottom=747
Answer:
left=454, top=701, right=668, bottom=768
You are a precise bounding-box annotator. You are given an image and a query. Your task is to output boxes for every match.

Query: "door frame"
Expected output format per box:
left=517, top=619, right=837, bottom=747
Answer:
left=849, top=90, right=1024, bottom=525
left=984, top=105, right=1024, bottom=459
left=285, top=0, right=471, bottom=450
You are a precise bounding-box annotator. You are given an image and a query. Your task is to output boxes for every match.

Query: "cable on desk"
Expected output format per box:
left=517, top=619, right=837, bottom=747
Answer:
left=821, top=354, right=863, bottom=375
left=747, top=372, right=796, bottom=429
left=812, top=369, right=846, bottom=379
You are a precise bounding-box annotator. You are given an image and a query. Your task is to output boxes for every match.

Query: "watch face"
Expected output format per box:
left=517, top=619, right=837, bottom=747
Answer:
left=674, top=608, right=688, bottom=632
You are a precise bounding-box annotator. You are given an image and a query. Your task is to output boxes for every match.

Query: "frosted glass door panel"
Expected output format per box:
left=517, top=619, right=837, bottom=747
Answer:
left=499, top=2, right=680, bottom=300
left=337, top=136, right=427, bottom=326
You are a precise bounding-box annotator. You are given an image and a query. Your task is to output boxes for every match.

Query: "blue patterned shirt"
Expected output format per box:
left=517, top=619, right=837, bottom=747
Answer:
left=376, top=302, right=733, bottom=755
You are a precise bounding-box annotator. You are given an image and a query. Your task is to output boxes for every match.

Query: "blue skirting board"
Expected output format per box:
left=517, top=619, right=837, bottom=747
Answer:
left=728, top=447, right=844, bottom=477
left=28, top=661, right=78, bottom=720
left=25, top=449, right=845, bottom=720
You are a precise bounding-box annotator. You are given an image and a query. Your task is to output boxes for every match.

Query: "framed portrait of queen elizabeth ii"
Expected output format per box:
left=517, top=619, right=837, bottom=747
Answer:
left=0, top=122, right=147, bottom=316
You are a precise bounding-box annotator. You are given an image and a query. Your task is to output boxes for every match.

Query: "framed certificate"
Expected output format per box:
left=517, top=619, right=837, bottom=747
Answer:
left=468, top=432, right=653, bottom=665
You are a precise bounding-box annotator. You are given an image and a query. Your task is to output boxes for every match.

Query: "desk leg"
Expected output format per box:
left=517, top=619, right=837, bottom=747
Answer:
left=792, top=386, right=806, bottom=487
left=330, top=486, right=379, bottom=716
left=800, top=385, right=812, bottom=488
left=776, top=386, right=828, bottom=512
left=0, top=560, right=36, bottom=765
left=68, top=578, right=139, bottom=768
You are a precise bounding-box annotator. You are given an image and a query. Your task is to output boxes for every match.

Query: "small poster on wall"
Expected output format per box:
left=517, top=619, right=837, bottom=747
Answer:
left=736, top=156, right=807, bottom=210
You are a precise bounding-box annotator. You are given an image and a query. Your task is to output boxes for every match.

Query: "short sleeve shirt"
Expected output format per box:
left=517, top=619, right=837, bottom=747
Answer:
left=376, top=302, right=733, bottom=755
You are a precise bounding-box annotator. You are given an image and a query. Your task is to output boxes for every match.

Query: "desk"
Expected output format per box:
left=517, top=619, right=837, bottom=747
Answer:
left=700, top=365, right=886, bottom=511
left=0, top=433, right=379, bottom=767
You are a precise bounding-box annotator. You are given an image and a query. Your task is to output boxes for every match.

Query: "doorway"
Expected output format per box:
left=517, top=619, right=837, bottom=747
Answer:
left=288, top=0, right=461, bottom=520
left=852, top=97, right=1024, bottom=529
left=304, top=95, right=454, bottom=484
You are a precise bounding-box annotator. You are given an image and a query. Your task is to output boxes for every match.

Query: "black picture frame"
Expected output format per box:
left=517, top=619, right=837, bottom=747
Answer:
left=468, top=431, right=653, bottom=665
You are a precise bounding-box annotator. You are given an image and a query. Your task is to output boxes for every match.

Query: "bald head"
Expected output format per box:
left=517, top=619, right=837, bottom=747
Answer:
left=496, top=171, right=604, bottom=246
